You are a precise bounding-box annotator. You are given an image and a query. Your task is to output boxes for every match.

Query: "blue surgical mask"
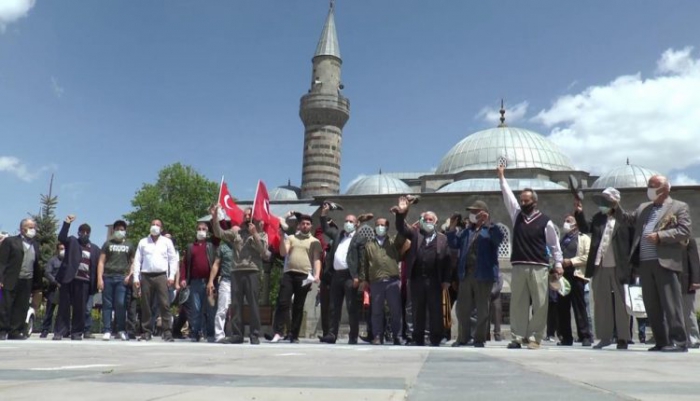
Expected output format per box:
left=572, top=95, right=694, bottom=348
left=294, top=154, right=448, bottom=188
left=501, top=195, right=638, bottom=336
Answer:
left=344, top=222, right=356, bottom=233
left=375, top=226, right=387, bottom=237
left=598, top=206, right=610, bottom=214
left=421, top=220, right=435, bottom=233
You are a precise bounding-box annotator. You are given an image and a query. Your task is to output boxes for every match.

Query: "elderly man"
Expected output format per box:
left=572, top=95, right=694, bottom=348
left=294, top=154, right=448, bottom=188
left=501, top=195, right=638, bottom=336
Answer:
left=575, top=187, right=634, bottom=349
left=447, top=201, right=504, bottom=348
left=617, top=175, right=691, bottom=352
left=395, top=196, right=451, bottom=347
left=497, top=166, right=563, bottom=350
left=0, top=218, right=41, bottom=340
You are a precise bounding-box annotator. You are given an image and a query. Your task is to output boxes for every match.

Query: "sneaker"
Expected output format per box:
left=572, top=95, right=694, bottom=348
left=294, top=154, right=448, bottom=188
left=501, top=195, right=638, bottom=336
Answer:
left=102, top=333, right=111, bottom=341
left=526, top=342, right=541, bottom=350
left=118, top=331, right=128, bottom=341
left=269, top=333, right=283, bottom=343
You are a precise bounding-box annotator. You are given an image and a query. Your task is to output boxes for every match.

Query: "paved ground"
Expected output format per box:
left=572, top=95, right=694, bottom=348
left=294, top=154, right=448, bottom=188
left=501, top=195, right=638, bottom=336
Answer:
left=1, top=337, right=699, bottom=400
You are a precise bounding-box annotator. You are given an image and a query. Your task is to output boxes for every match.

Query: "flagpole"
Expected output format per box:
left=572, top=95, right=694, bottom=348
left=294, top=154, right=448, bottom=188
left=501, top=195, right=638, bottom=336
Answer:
left=217, top=175, right=224, bottom=205
left=252, top=180, right=260, bottom=220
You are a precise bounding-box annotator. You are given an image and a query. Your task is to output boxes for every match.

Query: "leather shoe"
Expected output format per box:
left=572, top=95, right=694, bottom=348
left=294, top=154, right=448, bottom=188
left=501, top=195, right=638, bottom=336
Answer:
left=83, top=332, right=94, bottom=339
left=70, top=334, right=83, bottom=341
left=229, top=335, right=244, bottom=344
left=319, top=334, right=336, bottom=344
left=393, top=338, right=403, bottom=346
left=52, top=334, right=63, bottom=341
left=616, top=340, right=628, bottom=350
left=0, top=332, right=7, bottom=341
left=581, top=338, right=592, bottom=347
left=557, top=341, right=573, bottom=346
left=451, top=341, right=465, bottom=348
left=661, top=345, right=688, bottom=353
left=648, top=345, right=664, bottom=352
left=348, top=338, right=358, bottom=345
left=370, top=337, right=382, bottom=345
left=250, top=337, right=260, bottom=345
left=689, top=342, right=700, bottom=349
left=507, top=341, right=522, bottom=349
left=8, top=333, right=28, bottom=340
left=593, top=340, right=611, bottom=349
left=473, top=342, right=485, bottom=348
left=39, top=331, right=49, bottom=339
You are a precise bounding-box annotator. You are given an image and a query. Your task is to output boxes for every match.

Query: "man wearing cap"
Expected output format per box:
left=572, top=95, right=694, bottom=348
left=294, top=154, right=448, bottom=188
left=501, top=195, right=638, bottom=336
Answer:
left=617, top=175, right=691, bottom=352
left=447, top=200, right=504, bottom=348
left=497, top=166, right=563, bottom=350
left=575, top=187, right=634, bottom=349
left=555, top=214, right=592, bottom=346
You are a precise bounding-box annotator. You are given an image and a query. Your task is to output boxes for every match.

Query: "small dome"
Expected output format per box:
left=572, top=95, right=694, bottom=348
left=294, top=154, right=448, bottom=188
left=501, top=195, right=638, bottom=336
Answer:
left=436, top=126, right=574, bottom=174
left=437, top=178, right=566, bottom=193
left=592, top=163, right=659, bottom=189
left=346, top=174, right=413, bottom=196
left=269, top=187, right=299, bottom=201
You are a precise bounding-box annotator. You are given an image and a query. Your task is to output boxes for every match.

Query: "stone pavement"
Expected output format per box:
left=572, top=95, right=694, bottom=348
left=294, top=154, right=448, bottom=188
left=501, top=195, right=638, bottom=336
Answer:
left=0, top=338, right=698, bottom=401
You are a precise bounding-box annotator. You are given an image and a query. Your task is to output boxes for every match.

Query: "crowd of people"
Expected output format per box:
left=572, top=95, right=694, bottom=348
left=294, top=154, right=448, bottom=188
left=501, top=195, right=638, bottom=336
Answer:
left=1, top=166, right=698, bottom=352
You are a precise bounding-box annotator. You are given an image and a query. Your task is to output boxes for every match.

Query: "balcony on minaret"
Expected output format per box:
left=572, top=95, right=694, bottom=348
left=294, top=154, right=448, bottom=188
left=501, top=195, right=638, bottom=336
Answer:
left=299, top=92, right=350, bottom=128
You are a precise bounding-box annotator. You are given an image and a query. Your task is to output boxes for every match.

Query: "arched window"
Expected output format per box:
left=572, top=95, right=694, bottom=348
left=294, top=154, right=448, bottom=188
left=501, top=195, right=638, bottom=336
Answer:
left=496, top=223, right=511, bottom=259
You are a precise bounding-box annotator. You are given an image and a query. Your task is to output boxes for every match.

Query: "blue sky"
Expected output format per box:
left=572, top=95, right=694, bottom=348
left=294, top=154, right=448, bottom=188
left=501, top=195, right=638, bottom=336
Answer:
left=2, top=0, right=700, bottom=243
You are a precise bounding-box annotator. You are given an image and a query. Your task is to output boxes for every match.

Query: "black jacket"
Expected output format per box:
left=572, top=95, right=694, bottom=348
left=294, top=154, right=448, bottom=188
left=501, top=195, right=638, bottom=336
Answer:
left=682, top=238, right=700, bottom=294
left=575, top=209, right=634, bottom=284
left=320, top=216, right=362, bottom=279
left=395, top=212, right=451, bottom=285
left=0, top=235, right=42, bottom=291
left=55, top=222, right=100, bottom=295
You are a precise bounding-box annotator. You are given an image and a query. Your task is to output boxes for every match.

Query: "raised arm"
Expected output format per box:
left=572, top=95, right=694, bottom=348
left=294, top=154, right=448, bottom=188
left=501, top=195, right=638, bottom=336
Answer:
left=211, top=205, right=239, bottom=244
left=573, top=200, right=591, bottom=234
left=497, top=167, right=520, bottom=224
left=320, top=204, right=339, bottom=239
left=58, top=215, right=76, bottom=245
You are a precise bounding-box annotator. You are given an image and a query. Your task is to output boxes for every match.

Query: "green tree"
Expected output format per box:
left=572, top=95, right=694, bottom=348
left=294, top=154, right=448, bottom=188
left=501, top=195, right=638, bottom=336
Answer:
left=31, top=174, right=59, bottom=268
left=124, top=163, right=218, bottom=252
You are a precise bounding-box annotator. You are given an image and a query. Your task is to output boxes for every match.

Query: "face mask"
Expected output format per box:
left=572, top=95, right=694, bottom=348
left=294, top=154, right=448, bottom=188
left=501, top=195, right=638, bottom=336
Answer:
left=468, top=213, right=479, bottom=224
left=562, top=222, right=574, bottom=234
left=344, top=222, right=356, bottom=233
left=375, top=226, right=387, bottom=237
left=150, top=225, right=161, bottom=236
left=598, top=206, right=610, bottom=214
left=59, top=250, right=65, bottom=258
left=114, top=230, right=126, bottom=240
left=421, top=220, right=435, bottom=233
left=78, top=234, right=90, bottom=245
left=25, top=228, right=36, bottom=239
left=647, top=187, right=660, bottom=202
left=521, top=202, right=535, bottom=214
left=196, top=230, right=207, bottom=240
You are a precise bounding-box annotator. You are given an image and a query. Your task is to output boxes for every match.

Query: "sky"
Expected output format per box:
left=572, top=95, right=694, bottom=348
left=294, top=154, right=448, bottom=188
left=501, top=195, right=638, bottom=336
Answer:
left=2, top=0, right=700, bottom=243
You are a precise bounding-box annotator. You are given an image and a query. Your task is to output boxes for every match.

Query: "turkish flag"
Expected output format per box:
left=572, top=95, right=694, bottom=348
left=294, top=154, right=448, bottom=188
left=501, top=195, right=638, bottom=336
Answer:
left=218, top=182, right=244, bottom=226
left=253, top=180, right=280, bottom=252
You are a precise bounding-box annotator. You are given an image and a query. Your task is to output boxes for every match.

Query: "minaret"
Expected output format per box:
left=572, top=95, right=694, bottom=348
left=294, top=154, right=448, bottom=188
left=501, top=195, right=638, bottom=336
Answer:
left=299, top=1, right=350, bottom=198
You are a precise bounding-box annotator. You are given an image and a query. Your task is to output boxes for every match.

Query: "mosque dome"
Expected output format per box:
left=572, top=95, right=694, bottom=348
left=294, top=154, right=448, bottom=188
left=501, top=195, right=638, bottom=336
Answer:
left=436, top=105, right=574, bottom=174
left=591, top=161, right=659, bottom=189
left=345, top=173, right=414, bottom=196
left=437, top=178, right=566, bottom=193
left=270, top=180, right=301, bottom=201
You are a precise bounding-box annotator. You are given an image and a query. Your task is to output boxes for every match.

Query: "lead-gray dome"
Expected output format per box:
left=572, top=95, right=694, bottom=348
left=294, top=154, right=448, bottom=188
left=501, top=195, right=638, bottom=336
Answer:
left=437, top=178, right=566, bottom=193
left=436, top=126, right=575, bottom=174
left=270, top=187, right=299, bottom=201
left=592, top=163, right=659, bottom=189
left=346, top=174, right=413, bottom=196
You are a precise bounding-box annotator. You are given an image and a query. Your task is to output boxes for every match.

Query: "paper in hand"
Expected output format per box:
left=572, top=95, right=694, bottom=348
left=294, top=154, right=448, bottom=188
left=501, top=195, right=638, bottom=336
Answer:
left=302, top=272, right=315, bottom=287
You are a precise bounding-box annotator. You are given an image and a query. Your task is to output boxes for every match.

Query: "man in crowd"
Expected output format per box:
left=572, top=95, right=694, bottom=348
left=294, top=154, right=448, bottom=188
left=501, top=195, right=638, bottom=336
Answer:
left=40, top=243, right=64, bottom=338
left=0, top=218, right=41, bottom=340
left=575, top=188, right=634, bottom=349
left=133, top=219, right=179, bottom=342
left=618, top=175, right=691, bottom=352
left=556, top=214, right=592, bottom=346
left=498, top=166, right=563, bottom=350
left=395, top=197, right=451, bottom=347
left=319, top=204, right=361, bottom=345
left=447, top=201, right=504, bottom=348
left=54, top=215, right=100, bottom=341
left=212, top=206, right=267, bottom=344
left=181, top=221, right=216, bottom=342
left=490, top=272, right=504, bottom=341
left=682, top=238, right=700, bottom=348
left=359, top=217, right=404, bottom=345
left=270, top=214, right=321, bottom=343
left=208, top=224, right=232, bottom=343
left=97, top=220, right=135, bottom=341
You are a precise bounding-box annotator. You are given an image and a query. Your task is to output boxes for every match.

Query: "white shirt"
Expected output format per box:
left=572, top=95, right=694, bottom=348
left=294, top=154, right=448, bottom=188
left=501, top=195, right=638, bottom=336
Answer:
left=594, top=214, right=616, bottom=267
left=333, top=231, right=355, bottom=271
left=133, top=235, right=179, bottom=282
left=499, top=176, right=563, bottom=268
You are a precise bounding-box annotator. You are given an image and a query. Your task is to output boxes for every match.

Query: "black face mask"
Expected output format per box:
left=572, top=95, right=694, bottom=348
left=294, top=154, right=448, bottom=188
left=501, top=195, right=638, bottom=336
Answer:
left=78, top=234, right=90, bottom=245
left=521, top=202, right=535, bottom=215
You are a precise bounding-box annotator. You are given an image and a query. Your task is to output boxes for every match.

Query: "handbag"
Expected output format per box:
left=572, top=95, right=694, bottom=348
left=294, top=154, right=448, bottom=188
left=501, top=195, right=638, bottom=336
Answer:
left=623, top=284, right=647, bottom=318
left=442, top=288, right=452, bottom=329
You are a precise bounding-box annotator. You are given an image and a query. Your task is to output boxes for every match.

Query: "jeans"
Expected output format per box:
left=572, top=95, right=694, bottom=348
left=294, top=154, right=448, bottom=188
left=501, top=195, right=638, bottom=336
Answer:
left=102, top=275, right=127, bottom=333
left=187, top=278, right=216, bottom=339
left=370, top=278, right=402, bottom=340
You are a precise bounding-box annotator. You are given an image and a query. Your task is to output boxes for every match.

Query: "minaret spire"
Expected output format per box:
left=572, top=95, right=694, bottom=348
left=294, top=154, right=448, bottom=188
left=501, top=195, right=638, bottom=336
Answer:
left=314, top=1, right=341, bottom=59
left=498, top=99, right=507, bottom=127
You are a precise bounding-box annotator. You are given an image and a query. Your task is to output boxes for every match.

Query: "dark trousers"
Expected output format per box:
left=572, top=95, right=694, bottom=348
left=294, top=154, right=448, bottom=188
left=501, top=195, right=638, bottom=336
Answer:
left=547, top=293, right=558, bottom=338
left=370, top=278, right=402, bottom=340
left=125, top=285, right=140, bottom=336
left=411, top=276, right=443, bottom=345
left=139, top=273, right=172, bottom=336
left=0, top=278, right=32, bottom=335
left=330, top=270, right=359, bottom=340
left=639, top=261, right=687, bottom=347
left=556, top=270, right=592, bottom=343
left=57, top=280, right=89, bottom=336
left=319, top=282, right=331, bottom=336
left=490, top=295, right=502, bottom=336
left=273, top=272, right=310, bottom=340
left=231, top=270, right=261, bottom=339
left=41, top=289, right=59, bottom=333
left=457, top=276, right=492, bottom=343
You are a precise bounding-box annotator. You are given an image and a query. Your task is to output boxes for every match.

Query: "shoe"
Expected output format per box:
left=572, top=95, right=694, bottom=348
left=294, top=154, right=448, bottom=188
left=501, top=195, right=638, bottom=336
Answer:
left=465, top=338, right=475, bottom=346
left=689, top=342, right=700, bottom=349
left=371, top=337, right=381, bottom=345
left=543, top=336, right=556, bottom=342
left=52, top=335, right=63, bottom=341
left=40, top=331, right=49, bottom=339
left=639, top=336, right=646, bottom=344
left=71, top=334, right=83, bottom=341
left=527, top=342, right=541, bottom=350
left=429, top=342, right=441, bottom=347
left=8, top=333, right=28, bottom=340
left=628, top=340, right=635, bottom=345
left=118, top=331, right=128, bottom=341
left=661, top=345, right=688, bottom=353
left=393, top=338, right=403, bottom=346
left=83, top=332, right=94, bottom=339
left=229, top=335, right=244, bottom=344
left=507, top=341, right=522, bottom=349
left=616, top=340, right=628, bottom=350
left=648, top=345, right=664, bottom=352
left=250, top=337, right=260, bottom=345
left=139, top=333, right=152, bottom=342
left=102, top=333, right=111, bottom=341
left=493, top=334, right=502, bottom=342
left=269, top=333, right=283, bottom=343
left=217, top=337, right=230, bottom=344
left=451, top=341, right=465, bottom=348
left=581, top=338, right=592, bottom=347
left=190, top=337, right=200, bottom=343
left=557, top=341, right=573, bottom=346
left=593, top=340, right=611, bottom=349
left=162, top=334, right=175, bottom=342
left=290, top=337, right=300, bottom=344
left=128, top=333, right=137, bottom=340
left=359, top=334, right=372, bottom=343
left=0, top=332, right=7, bottom=340
left=474, top=342, right=485, bottom=348
left=348, top=338, right=358, bottom=345
left=319, top=334, right=336, bottom=344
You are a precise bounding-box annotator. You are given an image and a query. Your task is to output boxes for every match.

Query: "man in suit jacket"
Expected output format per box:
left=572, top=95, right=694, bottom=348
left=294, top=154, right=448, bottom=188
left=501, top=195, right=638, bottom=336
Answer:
left=395, top=196, right=451, bottom=346
left=0, top=218, right=42, bottom=340
left=54, top=215, right=100, bottom=341
left=681, top=238, right=700, bottom=348
left=575, top=187, right=634, bottom=349
left=618, top=175, right=692, bottom=352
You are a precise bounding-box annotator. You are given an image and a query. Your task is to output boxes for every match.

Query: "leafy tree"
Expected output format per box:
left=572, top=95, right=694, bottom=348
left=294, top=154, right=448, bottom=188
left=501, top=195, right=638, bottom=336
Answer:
left=124, top=163, right=218, bottom=252
left=31, top=174, right=59, bottom=268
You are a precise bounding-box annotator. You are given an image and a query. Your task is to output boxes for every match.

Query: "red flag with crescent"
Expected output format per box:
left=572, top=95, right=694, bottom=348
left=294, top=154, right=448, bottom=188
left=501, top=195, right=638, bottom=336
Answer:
left=253, top=180, right=280, bottom=252
left=218, top=182, right=244, bottom=226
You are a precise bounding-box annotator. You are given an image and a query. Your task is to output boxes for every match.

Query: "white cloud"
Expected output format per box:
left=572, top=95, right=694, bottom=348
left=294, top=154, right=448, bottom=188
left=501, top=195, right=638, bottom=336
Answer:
left=671, top=173, right=699, bottom=186
left=0, top=0, right=36, bottom=31
left=0, top=156, right=38, bottom=181
left=476, top=101, right=529, bottom=125
left=534, top=47, right=700, bottom=179
left=51, top=76, right=64, bottom=98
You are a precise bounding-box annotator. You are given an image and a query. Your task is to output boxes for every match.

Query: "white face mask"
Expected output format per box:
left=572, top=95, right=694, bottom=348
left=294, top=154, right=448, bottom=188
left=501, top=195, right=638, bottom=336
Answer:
left=468, top=213, right=479, bottom=224
left=25, top=228, right=36, bottom=239
left=59, top=250, right=65, bottom=258
left=150, top=225, right=161, bottom=236
left=344, top=222, right=356, bottom=233
left=562, top=222, right=574, bottom=234
left=114, top=230, right=126, bottom=240
left=196, top=230, right=207, bottom=240
left=421, top=220, right=435, bottom=233
left=647, top=187, right=660, bottom=202
left=375, top=225, right=387, bottom=237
